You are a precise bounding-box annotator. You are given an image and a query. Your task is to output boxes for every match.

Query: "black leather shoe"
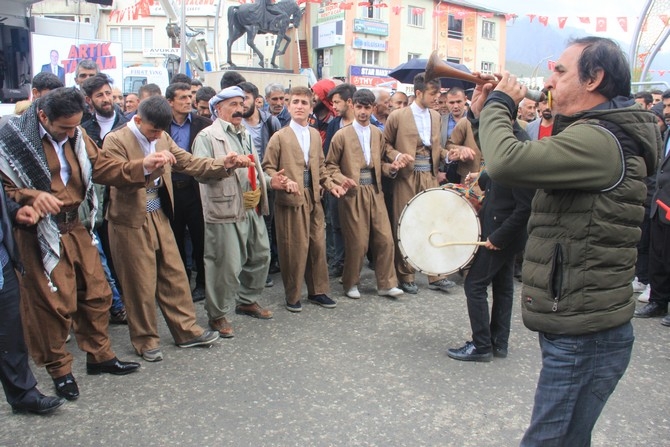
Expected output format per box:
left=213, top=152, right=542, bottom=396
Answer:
left=53, top=373, right=79, bottom=401
left=12, top=393, right=65, bottom=415
left=192, top=287, right=206, bottom=303
left=661, top=315, right=670, bottom=327
left=86, top=357, right=141, bottom=375
left=493, top=346, right=508, bottom=358
left=447, top=341, right=493, bottom=362
left=634, top=302, right=668, bottom=318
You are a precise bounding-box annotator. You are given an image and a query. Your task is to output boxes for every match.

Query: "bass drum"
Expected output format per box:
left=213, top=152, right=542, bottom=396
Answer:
left=397, top=187, right=481, bottom=276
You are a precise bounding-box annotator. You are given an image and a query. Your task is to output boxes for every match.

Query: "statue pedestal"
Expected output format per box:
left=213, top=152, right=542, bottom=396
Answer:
left=202, top=68, right=309, bottom=91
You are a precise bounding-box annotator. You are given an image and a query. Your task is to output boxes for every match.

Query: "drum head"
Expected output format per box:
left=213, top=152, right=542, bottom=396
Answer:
left=397, top=187, right=481, bottom=276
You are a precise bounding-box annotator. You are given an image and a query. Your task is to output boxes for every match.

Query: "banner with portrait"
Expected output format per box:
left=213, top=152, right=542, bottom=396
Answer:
left=31, top=33, right=123, bottom=88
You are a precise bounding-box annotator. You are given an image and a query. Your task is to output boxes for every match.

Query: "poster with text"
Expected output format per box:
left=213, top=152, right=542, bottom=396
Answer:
left=31, top=33, right=123, bottom=89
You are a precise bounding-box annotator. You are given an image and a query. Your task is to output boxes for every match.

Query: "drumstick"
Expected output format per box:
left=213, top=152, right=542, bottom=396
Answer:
left=428, top=232, right=487, bottom=248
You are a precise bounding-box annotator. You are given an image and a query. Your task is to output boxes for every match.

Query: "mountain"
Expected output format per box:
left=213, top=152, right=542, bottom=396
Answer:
left=504, top=20, right=670, bottom=89
left=505, top=21, right=590, bottom=77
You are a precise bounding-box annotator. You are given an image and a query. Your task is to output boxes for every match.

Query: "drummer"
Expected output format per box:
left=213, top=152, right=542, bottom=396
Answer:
left=325, top=89, right=413, bottom=299
left=383, top=73, right=475, bottom=294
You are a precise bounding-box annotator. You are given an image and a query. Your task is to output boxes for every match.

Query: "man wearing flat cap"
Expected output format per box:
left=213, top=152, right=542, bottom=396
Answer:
left=192, top=86, right=297, bottom=338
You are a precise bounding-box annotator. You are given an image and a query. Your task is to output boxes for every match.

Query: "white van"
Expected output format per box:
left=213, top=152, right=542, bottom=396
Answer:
left=123, top=67, right=170, bottom=95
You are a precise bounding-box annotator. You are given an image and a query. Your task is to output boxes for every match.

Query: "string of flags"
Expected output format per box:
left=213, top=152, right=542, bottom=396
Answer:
left=104, top=0, right=669, bottom=35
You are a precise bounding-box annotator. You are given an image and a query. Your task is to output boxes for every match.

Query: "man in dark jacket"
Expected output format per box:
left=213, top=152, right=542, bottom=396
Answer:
left=239, top=82, right=282, bottom=280
left=0, top=186, right=64, bottom=415
left=165, top=82, right=213, bottom=302
left=471, top=37, right=660, bottom=446
left=635, top=88, right=670, bottom=324
left=447, top=123, right=534, bottom=362
left=80, top=73, right=130, bottom=324
left=81, top=74, right=128, bottom=148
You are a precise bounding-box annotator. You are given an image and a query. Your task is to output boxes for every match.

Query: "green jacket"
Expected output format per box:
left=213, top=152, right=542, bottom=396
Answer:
left=480, top=93, right=660, bottom=335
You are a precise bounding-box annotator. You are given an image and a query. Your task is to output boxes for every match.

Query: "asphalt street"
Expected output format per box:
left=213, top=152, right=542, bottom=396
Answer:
left=1, top=268, right=668, bottom=446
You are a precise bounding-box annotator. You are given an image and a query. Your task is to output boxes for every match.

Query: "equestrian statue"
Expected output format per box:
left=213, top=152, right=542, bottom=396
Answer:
left=226, top=0, right=304, bottom=69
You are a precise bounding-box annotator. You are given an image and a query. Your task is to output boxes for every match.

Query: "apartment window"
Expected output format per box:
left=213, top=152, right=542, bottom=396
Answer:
left=265, top=35, right=276, bottom=47
left=408, top=52, right=421, bottom=61
left=360, top=1, right=381, bottom=19
left=362, top=50, right=380, bottom=66
left=482, top=20, right=495, bottom=40
left=109, top=27, right=153, bottom=51
left=448, top=14, right=463, bottom=39
left=481, top=61, right=495, bottom=73
left=407, top=7, right=425, bottom=27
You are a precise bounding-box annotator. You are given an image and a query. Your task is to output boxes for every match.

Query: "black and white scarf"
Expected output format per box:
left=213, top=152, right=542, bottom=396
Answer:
left=0, top=104, right=97, bottom=290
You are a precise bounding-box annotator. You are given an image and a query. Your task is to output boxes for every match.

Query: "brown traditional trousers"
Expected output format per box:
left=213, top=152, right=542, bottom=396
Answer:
left=11, top=137, right=115, bottom=378
left=339, top=183, right=397, bottom=291
left=392, top=149, right=441, bottom=284
left=109, top=208, right=203, bottom=355
left=274, top=188, right=330, bottom=304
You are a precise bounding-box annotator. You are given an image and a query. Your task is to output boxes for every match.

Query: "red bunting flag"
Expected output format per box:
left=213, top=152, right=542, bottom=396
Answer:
left=547, top=60, right=556, bottom=71
left=339, top=2, right=352, bottom=9
left=596, top=17, right=607, bottom=32
left=557, top=17, right=568, bottom=29
left=527, top=14, right=536, bottom=23
left=413, top=7, right=424, bottom=15
left=538, top=16, right=548, bottom=26
left=579, top=17, right=590, bottom=24
left=432, top=10, right=444, bottom=17
left=391, top=5, right=402, bottom=14
left=659, top=70, right=666, bottom=76
left=617, top=17, right=627, bottom=32
left=504, top=14, right=516, bottom=22
left=358, top=1, right=369, bottom=6
left=660, top=15, right=670, bottom=25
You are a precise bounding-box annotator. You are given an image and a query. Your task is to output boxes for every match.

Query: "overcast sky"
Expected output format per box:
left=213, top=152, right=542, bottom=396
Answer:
left=471, top=0, right=648, bottom=43
left=476, top=0, right=643, bottom=16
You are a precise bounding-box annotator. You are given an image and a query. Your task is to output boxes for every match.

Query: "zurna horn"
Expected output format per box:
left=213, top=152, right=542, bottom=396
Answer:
left=425, top=51, right=546, bottom=102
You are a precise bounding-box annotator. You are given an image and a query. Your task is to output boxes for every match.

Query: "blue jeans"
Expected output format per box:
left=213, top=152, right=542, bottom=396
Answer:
left=94, top=230, right=123, bottom=312
left=520, top=322, right=634, bottom=447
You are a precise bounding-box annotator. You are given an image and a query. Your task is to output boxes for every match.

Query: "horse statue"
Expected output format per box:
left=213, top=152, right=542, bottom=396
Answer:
left=227, top=0, right=304, bottom=69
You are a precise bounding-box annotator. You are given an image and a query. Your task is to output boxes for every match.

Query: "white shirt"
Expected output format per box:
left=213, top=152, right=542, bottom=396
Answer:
left=39, top=124, right=71, bottom=185
left=97, top=113, right=116, bottom=140
left=352, top=120, right=371, bottom=165
left=128, top=118, right=160, bottom=183
left=289, top=120, right=310, bottom=166
left=52, top=65, right=58, bottom=75
left=665, top=135, right=670, bottom=158
left=410, top=101, right=433, bottom=147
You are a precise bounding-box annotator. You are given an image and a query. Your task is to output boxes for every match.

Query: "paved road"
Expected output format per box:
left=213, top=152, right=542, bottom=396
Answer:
left=1, top=269, right=668, bottom=446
